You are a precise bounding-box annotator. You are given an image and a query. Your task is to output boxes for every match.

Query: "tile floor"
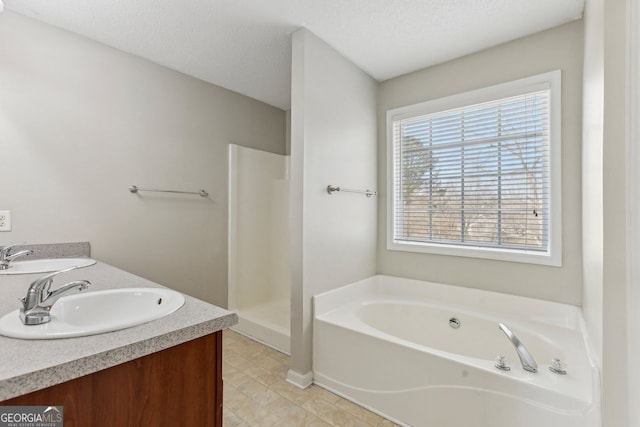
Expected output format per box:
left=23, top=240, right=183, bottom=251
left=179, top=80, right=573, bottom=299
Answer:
left=223, top=329, right=399, bottom=427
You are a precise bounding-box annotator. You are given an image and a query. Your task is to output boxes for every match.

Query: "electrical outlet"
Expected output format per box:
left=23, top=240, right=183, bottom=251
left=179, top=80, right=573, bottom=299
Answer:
left=0, top=210, right=11, bottom=232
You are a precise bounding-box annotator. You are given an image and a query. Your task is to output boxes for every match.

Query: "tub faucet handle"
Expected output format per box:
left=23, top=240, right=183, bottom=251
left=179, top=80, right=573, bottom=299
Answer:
left=495, top=355, right=511, bottom=371
left=549, top=358, right=567, bottom=375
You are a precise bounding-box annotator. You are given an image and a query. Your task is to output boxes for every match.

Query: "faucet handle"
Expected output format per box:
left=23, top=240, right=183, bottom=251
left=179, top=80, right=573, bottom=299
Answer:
left=0, top=243, right=25, bottom=259
left=29, top=265, right=80, bottom=292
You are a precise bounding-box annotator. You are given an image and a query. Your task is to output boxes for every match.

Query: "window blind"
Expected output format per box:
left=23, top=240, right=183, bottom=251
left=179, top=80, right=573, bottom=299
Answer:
left=392, top=90, right=550, bottom=252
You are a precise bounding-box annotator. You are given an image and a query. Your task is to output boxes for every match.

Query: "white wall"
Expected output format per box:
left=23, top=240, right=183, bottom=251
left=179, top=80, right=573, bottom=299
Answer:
left=581, top=0, right=634, bottom=425
left=289, top=29, right=377, bottom=380
left=581, top=0, right=604, bottom=370
left=0, top=11, right=285, bottom=306
left=377, top=21, right=584, bottom=305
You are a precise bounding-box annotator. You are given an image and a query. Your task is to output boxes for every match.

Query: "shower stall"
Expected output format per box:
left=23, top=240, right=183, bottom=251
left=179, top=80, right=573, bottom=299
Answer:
left=228, top=144, right=291, bottom=353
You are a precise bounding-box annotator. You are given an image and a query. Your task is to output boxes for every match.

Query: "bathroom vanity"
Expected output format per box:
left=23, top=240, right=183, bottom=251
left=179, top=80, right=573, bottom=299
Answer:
left=0, top=259, right=237, bottom=427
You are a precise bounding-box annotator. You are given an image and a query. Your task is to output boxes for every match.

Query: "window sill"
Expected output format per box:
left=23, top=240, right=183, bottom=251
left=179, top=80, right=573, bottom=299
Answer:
left=387, top=240, right=562, bottom=267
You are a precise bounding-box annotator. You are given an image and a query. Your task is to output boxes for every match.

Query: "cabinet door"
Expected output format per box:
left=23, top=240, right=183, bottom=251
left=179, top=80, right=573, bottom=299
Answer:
left=3, top=332, right=222, bottom=427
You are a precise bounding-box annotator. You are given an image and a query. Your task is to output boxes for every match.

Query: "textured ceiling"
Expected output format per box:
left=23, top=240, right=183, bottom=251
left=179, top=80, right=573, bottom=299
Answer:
left=3, top=0, right=584, bottom=110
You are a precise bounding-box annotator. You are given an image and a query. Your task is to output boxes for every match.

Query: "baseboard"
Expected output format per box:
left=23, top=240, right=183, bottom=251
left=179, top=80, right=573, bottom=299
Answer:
left=285, top=369, right=313, bottom=389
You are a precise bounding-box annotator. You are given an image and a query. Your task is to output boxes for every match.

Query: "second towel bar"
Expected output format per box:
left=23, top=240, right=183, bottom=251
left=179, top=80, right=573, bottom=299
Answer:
left=327, top=185, right=377, bottom=198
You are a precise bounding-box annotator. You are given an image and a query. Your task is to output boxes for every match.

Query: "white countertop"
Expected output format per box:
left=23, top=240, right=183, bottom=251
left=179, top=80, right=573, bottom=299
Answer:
left=0, top=261, right=237, bottom=401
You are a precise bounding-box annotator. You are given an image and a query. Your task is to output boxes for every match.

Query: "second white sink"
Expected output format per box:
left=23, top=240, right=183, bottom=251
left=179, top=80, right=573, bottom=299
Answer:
left=0, top=258, right=96, bottom=275
left=0, top=287, right=185, bottom=339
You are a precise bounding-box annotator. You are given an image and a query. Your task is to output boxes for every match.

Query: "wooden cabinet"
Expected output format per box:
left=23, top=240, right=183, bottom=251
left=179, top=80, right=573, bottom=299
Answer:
left=3, top=332, right=223, bottom=427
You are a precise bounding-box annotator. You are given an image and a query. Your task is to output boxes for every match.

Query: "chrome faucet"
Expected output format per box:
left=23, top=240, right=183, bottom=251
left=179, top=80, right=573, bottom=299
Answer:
left=0, top=244, right=33, bottom=270
left=20, top=266, right=90, bottom=325
left=498, top=323, right=538, bottom=373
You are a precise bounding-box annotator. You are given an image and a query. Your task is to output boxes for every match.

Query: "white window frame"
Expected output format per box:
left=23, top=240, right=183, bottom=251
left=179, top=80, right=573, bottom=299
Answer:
left=386, top=70, right=562, bottom=266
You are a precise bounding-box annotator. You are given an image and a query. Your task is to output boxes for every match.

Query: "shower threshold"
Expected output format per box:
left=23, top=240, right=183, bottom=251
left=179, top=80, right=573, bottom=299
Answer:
left=231, top=301, right=290, bottom=354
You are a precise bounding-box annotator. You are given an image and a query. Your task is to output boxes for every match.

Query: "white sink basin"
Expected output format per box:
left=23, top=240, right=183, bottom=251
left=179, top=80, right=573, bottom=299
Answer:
left=0, top=287, right=185, bottom=339
left=0, top=258, right=96, bottom=275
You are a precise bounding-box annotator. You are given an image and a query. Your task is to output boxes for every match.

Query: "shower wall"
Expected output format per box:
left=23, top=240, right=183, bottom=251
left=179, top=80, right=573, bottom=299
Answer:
left=228, top=144, right=291, bottom=353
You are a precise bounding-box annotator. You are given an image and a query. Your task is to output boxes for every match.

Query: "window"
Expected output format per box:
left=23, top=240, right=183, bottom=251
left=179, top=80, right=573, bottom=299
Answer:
left=387, top=71, right=561, bottom=266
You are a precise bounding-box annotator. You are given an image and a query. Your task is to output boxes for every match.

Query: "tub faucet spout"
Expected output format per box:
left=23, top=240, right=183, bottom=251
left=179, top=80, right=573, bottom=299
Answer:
left=498, top=323, right=538, bottom=373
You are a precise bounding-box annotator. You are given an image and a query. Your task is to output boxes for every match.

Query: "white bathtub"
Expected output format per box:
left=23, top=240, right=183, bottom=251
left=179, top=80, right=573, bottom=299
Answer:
left=313, top=275, right=600, bottom=427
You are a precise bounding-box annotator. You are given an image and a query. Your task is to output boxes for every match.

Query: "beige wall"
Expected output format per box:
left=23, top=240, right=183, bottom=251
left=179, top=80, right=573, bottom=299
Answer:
left=377, top=21, right=584, bottom=305
left=0, top=11, right=285, bottom=307
left=289, top=29, right=378, bottom=380
left=629, top=2, right=640, bottom=425
left=628, top=0, right=640, bottom=423
left=601, top=0, right=630, bottom=425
